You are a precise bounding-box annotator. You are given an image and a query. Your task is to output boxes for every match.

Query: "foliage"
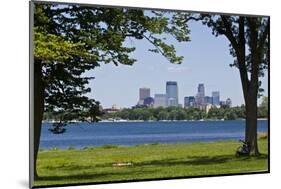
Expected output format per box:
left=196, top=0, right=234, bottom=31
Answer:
left=258, top=96, right=268, bottom=118
left=177, top=13, right=269, bottom=155
left=97, top=103, right=267, bottom=121
left=99, top=105, right=252, bottom=121
left=34, top=3, right=190, bottom=124
left=34, top=30, right=96, bottom=63
left=191, top=15, right=269, bottom=76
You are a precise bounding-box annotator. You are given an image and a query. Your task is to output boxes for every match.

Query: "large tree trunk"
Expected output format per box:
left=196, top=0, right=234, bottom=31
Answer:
left=34, top=60, right=44, bottom=178
left=245, top=17, right=260, bottom=156
left=235, top=17, right=261, bottom=156
left=244, top=85, right=260, bottom=156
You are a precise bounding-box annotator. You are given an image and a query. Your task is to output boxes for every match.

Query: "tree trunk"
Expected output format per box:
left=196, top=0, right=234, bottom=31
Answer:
left=236, top=17, right=261, bottom=156
left=245, top=87, right=260, bottom=156
left=34, top=60, right=44, bottom=178
left=245, top=17, right=260, bottom=156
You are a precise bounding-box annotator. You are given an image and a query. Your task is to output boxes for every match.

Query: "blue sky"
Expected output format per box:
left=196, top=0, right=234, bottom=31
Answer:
left=86, top=19, right=268, bottom=109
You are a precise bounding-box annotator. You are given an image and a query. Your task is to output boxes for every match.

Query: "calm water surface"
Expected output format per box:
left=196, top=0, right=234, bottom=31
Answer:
left=39, top=120, right=268, bottom=149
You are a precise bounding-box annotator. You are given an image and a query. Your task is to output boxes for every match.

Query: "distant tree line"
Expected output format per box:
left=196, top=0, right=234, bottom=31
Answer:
left=102, top=97, right=268, bottom=121
left=102, top=106, right=251, bottom=121
left=43, top=96, right=268, bottom=121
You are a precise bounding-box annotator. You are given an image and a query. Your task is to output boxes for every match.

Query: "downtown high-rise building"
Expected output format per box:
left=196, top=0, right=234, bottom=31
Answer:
left=139, top=88, right=150, bottom=105
left=204, top=96, right=213, bottom=104
left=184, top=96, right=196, bottom=108
left=198, top=83, right=205, bottom=95
left=212, top=91, right=220, bottom=105
left=154, top=94, right=167, bottom=108
left=196, top=83, right=205, bottom=105
left=166, top=81, right=178, bottom=107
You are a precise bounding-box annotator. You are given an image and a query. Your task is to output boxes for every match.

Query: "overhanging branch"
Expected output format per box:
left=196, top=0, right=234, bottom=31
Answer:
left=221, top=16, right=239, bottom=52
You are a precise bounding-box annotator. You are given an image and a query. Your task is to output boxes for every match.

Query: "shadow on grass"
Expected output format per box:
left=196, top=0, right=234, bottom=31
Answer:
left=43, top=155, right=232, bottom=171
left=36, top=153, right=268, bottom=183
left=153, top=154, right=267, bottom=167
left=134, top=155, right=230, bottom=167
left=37, top=169, right=155, bottom=182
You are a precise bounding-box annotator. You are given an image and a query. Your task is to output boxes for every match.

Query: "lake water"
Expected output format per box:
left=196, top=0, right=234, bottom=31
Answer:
left=39, top=120, right=268, bottom=149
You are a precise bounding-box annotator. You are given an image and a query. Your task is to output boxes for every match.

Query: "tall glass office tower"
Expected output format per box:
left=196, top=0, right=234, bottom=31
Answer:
left=184, top=96, right=196, bottom=108
left=166, top=81, right=178, bottom=107
left=198, top=83, right=205, bottom=97
left=196, top=83, right=205, bottom=105
left=212, top=91, right=220, bottom=105
left=154, top=94, right=167, bottom=108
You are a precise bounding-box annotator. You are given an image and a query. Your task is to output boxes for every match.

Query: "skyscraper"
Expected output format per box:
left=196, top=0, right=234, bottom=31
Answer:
left=204, top=96, right=213, bottom=104
left=198, top=83, right=205, bottom=96
left=139, top=88, right=150, bottom=105
left=166, top=81, right=178, bottom=107
left=154, top=94, right=167, bottom=108
left=184, top=96, right=196, bottom=108
left=212, top=91, right=220, bottom=105
left=226, top=98, right=232, bottom=107
left=196, top=83, right=205, bottom=105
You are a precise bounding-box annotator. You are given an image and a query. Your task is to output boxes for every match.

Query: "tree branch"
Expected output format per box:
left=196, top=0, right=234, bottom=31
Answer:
left=141, top=34, right=171, bottom=62
left=237, top=17, right=250, bottom=97
left=258, top=19, right=269, bottom=52
left=221, top=16, right=239, bottom=52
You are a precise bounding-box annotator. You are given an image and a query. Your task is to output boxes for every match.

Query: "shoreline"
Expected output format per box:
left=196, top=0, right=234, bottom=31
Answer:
left=39, top=137, right=268, bottom=151
left=42, top=118, right=268, bottom=124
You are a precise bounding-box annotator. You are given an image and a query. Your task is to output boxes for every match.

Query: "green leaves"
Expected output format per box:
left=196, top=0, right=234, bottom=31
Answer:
left=34, top=3, right=191, bottom=124
left=34, top=29, right=97, bottom=63
left=142, top=11, right=190, bottom=64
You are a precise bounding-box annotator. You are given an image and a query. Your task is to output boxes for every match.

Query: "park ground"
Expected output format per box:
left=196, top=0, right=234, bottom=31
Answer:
left=34, top=139, right=268, bottom=187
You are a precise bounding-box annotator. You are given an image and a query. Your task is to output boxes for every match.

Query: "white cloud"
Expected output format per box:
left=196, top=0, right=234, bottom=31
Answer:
left=167, top=66, right=189, bottom=73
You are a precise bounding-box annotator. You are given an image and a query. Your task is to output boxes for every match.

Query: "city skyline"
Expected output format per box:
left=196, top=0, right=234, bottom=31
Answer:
left=137, top=82, right=231, bottom=109
left=87, top=20, right=268, bottom=109
left=101, top=81, right=234, bottom=109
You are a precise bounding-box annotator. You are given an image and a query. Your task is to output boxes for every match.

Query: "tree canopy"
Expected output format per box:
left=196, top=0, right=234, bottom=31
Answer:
left=191, top=14, right=268, bottom=97
left=32, top=2, right=191, bottom=177
left=34, top=3, right=191, bottom=122
left=180, top=13, right=269, bottom=155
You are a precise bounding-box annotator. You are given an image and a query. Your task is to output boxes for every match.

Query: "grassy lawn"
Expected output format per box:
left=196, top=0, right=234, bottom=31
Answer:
left=34, top=139, right=268, bottom=187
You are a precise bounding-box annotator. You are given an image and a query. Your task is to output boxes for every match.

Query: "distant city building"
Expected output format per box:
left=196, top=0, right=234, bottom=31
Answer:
left=198, top=83, right=205, bottom=95
left=204, top=96, right=213, bottom=104
left=196, top=83, right=205, bottom=105
left=220, top=101, right=226, bottom=106
left=139, top=88, right=150, bottom=101
left=154, top=94, right=167, bottom=108
left=143, top=97, right=154, bottom=106
left=112, top=104, right=118, bottom=109
left=103, top=104, right=120, bottom=113
left=139, top=88, right=150, bottom=105
left=212, top=91, right=220, bottom=105
left=226, top=98, right=232, bottom=107
left=166, top=81, right=178, bottom=107
left=184, top=96, right=196, bottom=108
left=134, top=82, right=231, bottom=110
left=167, top=98, right=178, bottom=107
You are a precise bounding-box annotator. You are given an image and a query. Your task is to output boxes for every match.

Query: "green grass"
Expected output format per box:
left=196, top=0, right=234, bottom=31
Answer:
left=34, top=139, right=268, bottom=187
